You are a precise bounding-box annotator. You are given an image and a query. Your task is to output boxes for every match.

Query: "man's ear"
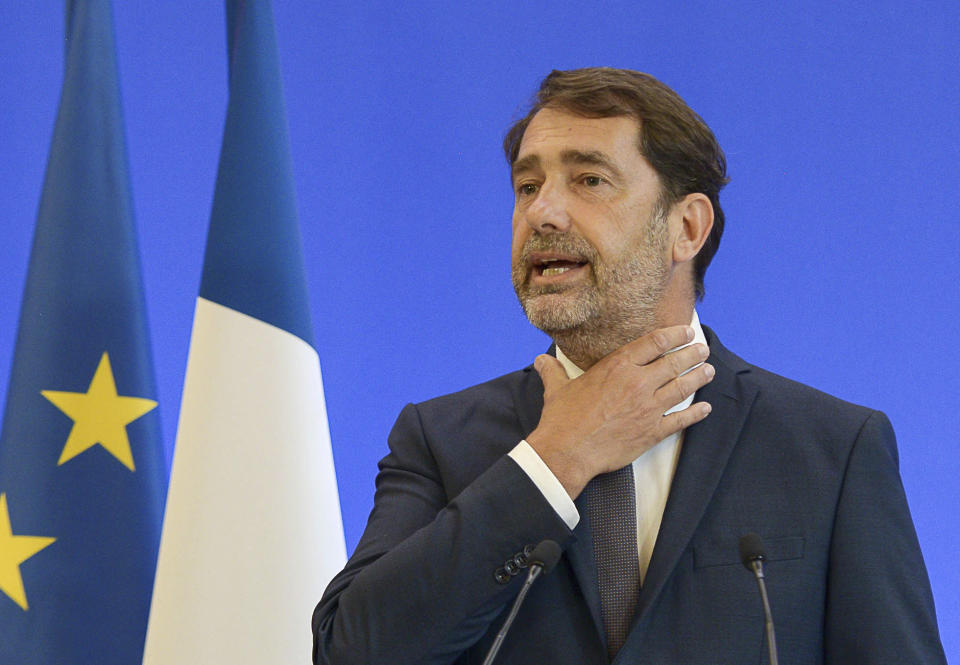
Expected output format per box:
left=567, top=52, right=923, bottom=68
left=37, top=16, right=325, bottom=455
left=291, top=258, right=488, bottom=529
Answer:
left=671, top=193, right=714, bottom=265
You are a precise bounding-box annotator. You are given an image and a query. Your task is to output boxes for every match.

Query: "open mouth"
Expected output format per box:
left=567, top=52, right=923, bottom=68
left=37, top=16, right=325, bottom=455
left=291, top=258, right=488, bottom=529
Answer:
left=538, top=260, right=585, bottom=276
left=533, top=256, right=588, bottom=278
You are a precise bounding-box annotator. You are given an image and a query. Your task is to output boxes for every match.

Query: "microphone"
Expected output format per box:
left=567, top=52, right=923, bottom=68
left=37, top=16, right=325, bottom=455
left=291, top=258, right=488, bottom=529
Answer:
left=739, top=533, right=779, bottom=665
left=481, top=540, right=562, bottom=665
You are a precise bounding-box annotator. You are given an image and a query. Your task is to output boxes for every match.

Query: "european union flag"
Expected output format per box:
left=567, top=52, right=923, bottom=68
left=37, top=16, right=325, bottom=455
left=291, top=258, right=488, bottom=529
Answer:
left=0, top=1, right=166, bottom=662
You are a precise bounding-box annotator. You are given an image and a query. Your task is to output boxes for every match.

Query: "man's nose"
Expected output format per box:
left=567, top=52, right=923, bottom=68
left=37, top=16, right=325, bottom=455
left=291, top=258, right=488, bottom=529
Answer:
left=524, top=182, right=571, bottom=233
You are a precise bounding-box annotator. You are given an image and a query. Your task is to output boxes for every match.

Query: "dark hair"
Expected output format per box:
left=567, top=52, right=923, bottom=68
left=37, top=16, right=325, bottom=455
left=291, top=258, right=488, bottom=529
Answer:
left=504, top=68, right=728, bottom=299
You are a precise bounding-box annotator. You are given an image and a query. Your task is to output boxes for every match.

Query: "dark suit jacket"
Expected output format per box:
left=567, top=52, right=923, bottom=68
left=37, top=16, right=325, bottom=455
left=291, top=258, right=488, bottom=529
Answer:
left=313, top=328, right=945, bottom=664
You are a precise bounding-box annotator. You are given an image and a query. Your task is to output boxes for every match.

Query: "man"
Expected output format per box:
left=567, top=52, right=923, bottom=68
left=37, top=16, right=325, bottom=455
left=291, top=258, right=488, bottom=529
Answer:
left=313, top=68, right=945, bottom=664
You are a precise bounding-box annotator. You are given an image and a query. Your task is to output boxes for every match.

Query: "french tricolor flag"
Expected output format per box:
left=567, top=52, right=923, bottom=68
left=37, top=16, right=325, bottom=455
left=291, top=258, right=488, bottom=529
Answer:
left=143, top=2, right=346, bottom=662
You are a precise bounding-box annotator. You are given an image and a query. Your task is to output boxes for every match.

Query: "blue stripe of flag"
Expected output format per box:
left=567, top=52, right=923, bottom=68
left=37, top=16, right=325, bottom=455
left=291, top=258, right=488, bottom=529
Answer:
left=199, top=0, right=314, bottom=348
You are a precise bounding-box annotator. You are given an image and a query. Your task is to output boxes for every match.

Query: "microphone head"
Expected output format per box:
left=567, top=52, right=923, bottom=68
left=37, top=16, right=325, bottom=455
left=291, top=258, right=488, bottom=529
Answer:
left=738, top=533, right=767, bottom=570
left=528, top=540, right=562, bottom=575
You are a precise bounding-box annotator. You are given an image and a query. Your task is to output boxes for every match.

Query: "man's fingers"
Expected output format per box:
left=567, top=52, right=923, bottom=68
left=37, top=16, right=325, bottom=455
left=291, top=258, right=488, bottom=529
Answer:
left=620, top=325, right=695, bottom=366
left=533, top=354, right=569, bottom=392
left=648, top=343, right=709, bottom=388
left=654, top=362, right=715, bottom=406
left=660, top=400, right=713, bottom=437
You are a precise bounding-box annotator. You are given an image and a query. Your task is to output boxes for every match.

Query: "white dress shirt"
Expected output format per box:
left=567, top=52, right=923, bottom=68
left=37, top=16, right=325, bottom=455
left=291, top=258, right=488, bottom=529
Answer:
left=508, top=311, right=707, bottom=582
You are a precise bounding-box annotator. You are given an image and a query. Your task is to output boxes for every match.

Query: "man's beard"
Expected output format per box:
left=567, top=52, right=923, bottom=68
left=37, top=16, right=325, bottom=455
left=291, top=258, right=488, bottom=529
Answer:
left=511, top=204, right=670, bottom=362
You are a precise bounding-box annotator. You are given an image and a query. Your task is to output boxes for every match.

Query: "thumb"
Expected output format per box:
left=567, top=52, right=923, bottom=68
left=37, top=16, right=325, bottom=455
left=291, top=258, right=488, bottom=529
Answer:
left=533, top=354, right=568, bottom=391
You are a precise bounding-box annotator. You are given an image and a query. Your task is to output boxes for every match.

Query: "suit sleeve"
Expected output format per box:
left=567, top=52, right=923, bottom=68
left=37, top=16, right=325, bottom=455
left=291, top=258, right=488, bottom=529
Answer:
left=312, top=402, right=573, bottom=665
left=824, top=410, right=946, bottom=664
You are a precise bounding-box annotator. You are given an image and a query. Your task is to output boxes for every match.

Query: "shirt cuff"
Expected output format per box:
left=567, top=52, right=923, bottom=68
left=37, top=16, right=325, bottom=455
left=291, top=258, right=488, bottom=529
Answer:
left=508, top=440, right=580, bottom=529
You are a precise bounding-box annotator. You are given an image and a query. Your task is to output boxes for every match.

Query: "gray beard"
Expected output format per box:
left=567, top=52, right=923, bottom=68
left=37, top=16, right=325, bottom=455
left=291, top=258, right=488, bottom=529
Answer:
left=512, top=207, right=669, bottom=366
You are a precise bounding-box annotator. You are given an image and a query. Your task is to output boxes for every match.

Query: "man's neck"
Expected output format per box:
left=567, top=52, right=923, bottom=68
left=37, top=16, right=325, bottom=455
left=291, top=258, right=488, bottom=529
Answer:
left=554, top=303, right=695, bottom=371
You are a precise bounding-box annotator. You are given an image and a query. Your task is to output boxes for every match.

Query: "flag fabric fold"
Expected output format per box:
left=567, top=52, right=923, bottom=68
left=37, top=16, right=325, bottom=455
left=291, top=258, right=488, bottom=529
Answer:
left=142, top=1, right=346, bottom=662
left=0, top=1, right=166, bottom=662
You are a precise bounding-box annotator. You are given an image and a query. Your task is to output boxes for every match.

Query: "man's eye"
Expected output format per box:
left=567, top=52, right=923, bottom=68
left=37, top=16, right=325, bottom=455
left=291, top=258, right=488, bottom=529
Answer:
left=518, top=183, right=539, bottom=196
left=582, top=175, right=604, bottom=187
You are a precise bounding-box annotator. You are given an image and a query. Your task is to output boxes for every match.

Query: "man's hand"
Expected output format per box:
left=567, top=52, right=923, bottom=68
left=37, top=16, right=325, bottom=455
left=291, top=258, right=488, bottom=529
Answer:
left=525, top=325, right=714, bottom=499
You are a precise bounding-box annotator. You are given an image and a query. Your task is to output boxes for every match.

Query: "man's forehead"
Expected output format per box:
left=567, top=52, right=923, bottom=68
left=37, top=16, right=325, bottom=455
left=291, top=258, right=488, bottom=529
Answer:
left=513, top=108, right=641, bottom=164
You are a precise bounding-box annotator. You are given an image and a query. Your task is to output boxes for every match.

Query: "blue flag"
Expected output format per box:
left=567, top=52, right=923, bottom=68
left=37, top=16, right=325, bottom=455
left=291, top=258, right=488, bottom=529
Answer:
left=142, top=1, right=344, bottom=661
left=0, top=1, right=165, bottom=663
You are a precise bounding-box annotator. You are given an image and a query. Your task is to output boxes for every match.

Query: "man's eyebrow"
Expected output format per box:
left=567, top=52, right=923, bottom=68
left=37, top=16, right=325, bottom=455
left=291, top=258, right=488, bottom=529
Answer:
left=511, top=150, right=623, bottom=183
left=511, top=154, right=540, bottom=181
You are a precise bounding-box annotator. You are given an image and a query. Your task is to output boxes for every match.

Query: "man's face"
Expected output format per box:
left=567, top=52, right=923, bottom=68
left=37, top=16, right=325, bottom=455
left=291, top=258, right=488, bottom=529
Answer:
left=510, top=107, right=671, bottom=343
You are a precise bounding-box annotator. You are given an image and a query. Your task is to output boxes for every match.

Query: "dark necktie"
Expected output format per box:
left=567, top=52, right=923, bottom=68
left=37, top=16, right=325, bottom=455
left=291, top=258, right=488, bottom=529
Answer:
left=583, top=464, right=640, bottom=660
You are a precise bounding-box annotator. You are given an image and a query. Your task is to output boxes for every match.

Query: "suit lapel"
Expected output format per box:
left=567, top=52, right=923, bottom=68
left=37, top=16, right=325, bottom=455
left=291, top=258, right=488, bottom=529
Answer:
left=631, top=328, right=758, bottom=628
left=568, top=495, right=607, bottom=648
left=514, top=362, right=608, bottom=648
left=513, top=364, right=544, bottom=438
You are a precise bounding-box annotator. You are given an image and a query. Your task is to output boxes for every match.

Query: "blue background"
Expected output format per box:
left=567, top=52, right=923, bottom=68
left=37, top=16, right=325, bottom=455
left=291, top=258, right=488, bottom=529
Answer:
left=1, top=2, right=957, bottom=657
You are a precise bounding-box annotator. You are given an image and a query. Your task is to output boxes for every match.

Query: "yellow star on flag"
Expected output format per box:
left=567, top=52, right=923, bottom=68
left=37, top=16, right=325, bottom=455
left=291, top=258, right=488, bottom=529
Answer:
left=0, top=493, right=56, bottom=611
left=41, top=352, right=157, bottom=471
